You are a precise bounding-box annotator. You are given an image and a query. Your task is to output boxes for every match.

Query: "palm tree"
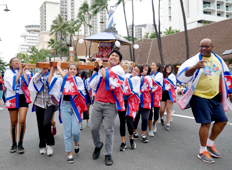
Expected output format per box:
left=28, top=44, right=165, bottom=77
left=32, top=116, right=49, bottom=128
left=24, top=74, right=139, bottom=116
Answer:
left=91, top=0, right=109, bottom=16
left=163, top=27, right=180, bottom=35
left=179, top=0, right=189, bottom=60
left=77, top=13, right=92, bottom=58
left=151, top=0, right=164, bottom=65
left=115, top=0, right=133, bottom=61
left=79, top=2, right=93, bottom=58
left=50, top=14, right=67, bottom=60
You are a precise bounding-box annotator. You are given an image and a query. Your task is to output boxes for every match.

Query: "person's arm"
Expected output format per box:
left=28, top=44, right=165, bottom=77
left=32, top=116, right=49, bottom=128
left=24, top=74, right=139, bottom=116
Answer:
left=22, top=65, right=29, bottom=85
left=97, top=59, right=106, bottom=79
left=33, top=70, right=43, bottom=84
left=185, top=59, right=206, bottom=77
left=48, top=67, right=57, bottom=84
left=15, top=64, right=23, bottom=85
left=57, top=61, right=66, bottom=78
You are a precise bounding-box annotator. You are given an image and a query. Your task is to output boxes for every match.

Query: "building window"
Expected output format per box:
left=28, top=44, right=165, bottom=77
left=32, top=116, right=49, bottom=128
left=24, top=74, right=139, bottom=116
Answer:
left=217, top=13, right=221, bottom=16
left=203, top=11, right=211, bottom=15
left=169, top=16, right=171, bottom=22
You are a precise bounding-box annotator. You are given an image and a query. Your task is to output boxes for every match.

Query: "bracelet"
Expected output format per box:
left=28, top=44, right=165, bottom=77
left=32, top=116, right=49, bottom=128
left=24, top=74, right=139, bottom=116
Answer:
left=100, top=65, right=104, bottom=69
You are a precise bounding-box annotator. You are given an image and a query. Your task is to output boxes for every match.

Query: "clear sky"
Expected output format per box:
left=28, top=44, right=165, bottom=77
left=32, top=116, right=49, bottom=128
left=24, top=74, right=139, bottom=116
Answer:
left=0, top=0, right=157, bottom=63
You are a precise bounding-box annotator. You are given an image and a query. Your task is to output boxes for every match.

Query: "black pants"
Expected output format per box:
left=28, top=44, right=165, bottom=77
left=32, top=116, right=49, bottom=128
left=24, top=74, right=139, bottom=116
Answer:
left=149, top=107, right=160, bottom=121
left=134, top=106, right=150, bottom=131
left=36, top=106, right=55, bottom=148
left=2, top=92, right=5, bottom=103
left=118, top=100, right=134, bottom=136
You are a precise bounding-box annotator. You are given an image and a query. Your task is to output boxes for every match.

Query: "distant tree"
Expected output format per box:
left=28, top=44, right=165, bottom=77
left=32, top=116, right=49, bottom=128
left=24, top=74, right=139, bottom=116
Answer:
left=149, top=32, right=157, bottom=39
left=0, top=57, right=8, bottom=73
left=143, top=32, right=149, bottom=38
left=163, top=27, right=180, bottom=36
left=124, top=36, right=138, bottom=41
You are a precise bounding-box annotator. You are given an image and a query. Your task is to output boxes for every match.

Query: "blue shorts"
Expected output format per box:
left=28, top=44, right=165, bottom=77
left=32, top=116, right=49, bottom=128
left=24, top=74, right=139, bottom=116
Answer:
left=190, top=95, right=228, bottom=124
left=0, top=90, right=3, bottom=100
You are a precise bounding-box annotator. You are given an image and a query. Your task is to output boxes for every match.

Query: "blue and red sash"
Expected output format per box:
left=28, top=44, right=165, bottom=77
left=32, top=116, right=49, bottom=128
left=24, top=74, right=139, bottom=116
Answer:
left=140, top=76, right=151, bottom=109
left=163, top=78, right=176, bottom=103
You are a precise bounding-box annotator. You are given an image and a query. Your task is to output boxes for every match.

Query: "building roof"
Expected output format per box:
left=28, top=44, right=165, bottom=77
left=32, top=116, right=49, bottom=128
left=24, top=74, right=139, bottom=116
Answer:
left=120, top=18, right=232, bottom=65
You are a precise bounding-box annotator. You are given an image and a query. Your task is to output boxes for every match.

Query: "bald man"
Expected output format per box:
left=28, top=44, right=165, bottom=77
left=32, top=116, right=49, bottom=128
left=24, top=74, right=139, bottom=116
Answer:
left=177, top=38, right=232, bottom=164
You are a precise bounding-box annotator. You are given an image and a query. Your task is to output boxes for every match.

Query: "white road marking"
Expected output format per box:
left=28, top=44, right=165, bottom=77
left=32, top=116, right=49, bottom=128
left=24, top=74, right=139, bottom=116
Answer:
left=172, top=113, right=232, bottom=126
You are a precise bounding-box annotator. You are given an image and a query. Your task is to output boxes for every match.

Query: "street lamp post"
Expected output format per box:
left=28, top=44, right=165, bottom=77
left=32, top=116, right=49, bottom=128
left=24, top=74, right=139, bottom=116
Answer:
left=0, top=4, right=10, bottom=12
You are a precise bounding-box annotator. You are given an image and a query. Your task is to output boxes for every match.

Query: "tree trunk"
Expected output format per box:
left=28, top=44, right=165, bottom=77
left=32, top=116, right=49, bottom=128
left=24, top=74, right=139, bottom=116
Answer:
left=60, top=32, right=62, bottom=60
left=180, top=0, right=189, bottom=60
left=123, top=1, right=132, bottom=61
left=89, top=41, right=92, bottom=59
left=84, top=26, right=87, bottom=58
left=132, top=0, right=135, bottom=62
left=151, top=0, right=164, bottom=65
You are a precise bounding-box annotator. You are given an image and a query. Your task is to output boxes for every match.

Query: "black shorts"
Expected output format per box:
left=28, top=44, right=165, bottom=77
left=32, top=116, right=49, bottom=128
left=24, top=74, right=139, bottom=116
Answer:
left=161, top=91, right=170, bottom=102
left=8, top=94, right=29, bottom=111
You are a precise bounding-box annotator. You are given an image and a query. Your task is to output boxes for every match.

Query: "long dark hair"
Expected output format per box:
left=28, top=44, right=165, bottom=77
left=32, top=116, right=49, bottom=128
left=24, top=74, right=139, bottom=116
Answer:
left=163, top=64, right=173, bottom=78
left=9, top=57, right=19, bottom=69
left=143, top=65, right=151, bottom=76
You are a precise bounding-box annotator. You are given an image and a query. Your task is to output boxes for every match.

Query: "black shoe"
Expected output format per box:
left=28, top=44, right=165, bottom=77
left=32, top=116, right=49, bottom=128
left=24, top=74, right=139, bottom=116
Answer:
left=93, top=142, right=103, bottom=160
left=130, top=139, right=136, bottom=149
left=161, top=119, right=164, bottom=126
left=10, top=142, right=17, bottom=153
left=105, top=155, right=113, bottom=166
left=67, top=155, right=74, bottom=164
left=133, top=132, right=139, bottom=139
left=119, top=142, right=127, bottom=151
left=18, top=143, right=24, bottom=154
left=74, top=145, right=80, bottom=154
left=141, top=135, right=148, bottom=143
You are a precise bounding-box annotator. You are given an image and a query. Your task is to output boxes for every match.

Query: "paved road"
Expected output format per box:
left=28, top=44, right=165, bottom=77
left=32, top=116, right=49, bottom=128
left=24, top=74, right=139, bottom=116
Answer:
left=0, top=94, right=232, bottom=170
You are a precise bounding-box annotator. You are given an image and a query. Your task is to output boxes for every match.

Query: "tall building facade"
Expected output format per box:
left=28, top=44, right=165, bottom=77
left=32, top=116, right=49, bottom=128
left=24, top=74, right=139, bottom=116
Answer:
left=161, top=0, right=232, bottom=32
left=128, top=23, right=154, bottom=40
left=59, top=0, right=107, bottom=36
left=40, top=1, right=60, bottom=32
left=18, top=24, right=40, bottom=54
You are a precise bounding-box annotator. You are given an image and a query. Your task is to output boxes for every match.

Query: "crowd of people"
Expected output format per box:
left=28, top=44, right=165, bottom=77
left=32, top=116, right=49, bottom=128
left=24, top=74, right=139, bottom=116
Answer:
left=1, top=38, right=232, bottom=166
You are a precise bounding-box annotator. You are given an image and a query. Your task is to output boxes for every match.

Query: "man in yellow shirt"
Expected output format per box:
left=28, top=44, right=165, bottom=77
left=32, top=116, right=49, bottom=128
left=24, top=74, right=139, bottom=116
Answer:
left=184, top=38, right=232, bottom=164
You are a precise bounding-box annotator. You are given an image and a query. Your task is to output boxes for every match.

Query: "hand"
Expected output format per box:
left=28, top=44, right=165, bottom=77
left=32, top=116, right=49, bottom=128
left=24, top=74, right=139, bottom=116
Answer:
left=194, top=58, right=207, bottom=69
left=23, top=65, right=28, bottom=71
left=57, top=61, right=61, bottom=69
left=97, top=58, right=103, bottom=67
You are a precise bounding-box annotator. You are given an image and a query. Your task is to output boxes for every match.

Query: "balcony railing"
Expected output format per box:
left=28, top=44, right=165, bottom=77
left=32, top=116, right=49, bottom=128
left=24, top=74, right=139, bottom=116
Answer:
left=217, top=6, right=225, bottom=10
left=203, top=4, right=213, bottom=8
left=226, top=0, right=232, bottom=2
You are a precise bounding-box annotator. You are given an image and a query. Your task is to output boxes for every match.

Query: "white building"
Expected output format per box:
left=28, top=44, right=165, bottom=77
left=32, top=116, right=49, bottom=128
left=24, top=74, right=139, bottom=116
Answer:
left=128, top=23, right=154, bottom=40
left=18, top=24, right=40, bottom=54
left=40, top=1, right=60, bottom=32
left=161, top=0, right=232, bottom=32
left=60, top=0, right=107, bottom=36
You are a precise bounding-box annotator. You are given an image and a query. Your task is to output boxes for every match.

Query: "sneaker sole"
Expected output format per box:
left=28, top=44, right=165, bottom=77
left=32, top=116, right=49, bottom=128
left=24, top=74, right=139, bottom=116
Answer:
left=68, top=160, right=74, bottom=164
left=10, top=150, right=17, bottom=153
left=197, top=154, right=215, bottom=164
left=208, top=151, right=221, bottom=158
left=131, top=144, right=136, bottom=149
left=120, top=146, right=127, bottom=151
left=18, top=150, right=24, bottom=154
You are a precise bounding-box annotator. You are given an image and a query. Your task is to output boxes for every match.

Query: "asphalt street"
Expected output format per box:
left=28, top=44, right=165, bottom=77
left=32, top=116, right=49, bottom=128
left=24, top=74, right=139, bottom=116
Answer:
left=0, top=94, right=232, bottom=170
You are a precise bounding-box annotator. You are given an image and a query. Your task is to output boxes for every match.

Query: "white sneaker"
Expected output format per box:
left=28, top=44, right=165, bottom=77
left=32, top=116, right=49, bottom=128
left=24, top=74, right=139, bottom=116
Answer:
left=164, top=111, right=167, bottom=115
left=172, top=110, right=175, bottom=114
left=148, top=130, right=154, bottom=137
left=0, top=107, right=3, bottom=110
left=153, top=124, right=157, bottom=133
left=46, top=145, right=53, bottom=156
left=40, top=147, right=46, bottom=155
left=86, top=122, right=90, bottom=128
left=80, top=124, right=83, bottom=130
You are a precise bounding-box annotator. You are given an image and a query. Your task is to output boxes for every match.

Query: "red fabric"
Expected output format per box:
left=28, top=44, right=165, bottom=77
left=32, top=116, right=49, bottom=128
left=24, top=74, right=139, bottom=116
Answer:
left=95, top=78, right=115, bottom=103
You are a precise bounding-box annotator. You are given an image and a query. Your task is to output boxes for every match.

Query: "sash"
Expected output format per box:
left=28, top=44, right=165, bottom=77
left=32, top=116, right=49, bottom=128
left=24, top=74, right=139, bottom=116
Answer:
left=140, top=76, right=151, bottom=109
left=123, top=77, right=140, bottom=118
left=58, top=75, right=87, bottom=123
left=151, top=71, right=163, bottom=107
left=105, top=67, right=125, bottom=111
left=163, top=78, right=176, bottom=103
left=5, top=69, right=31, bottom=108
